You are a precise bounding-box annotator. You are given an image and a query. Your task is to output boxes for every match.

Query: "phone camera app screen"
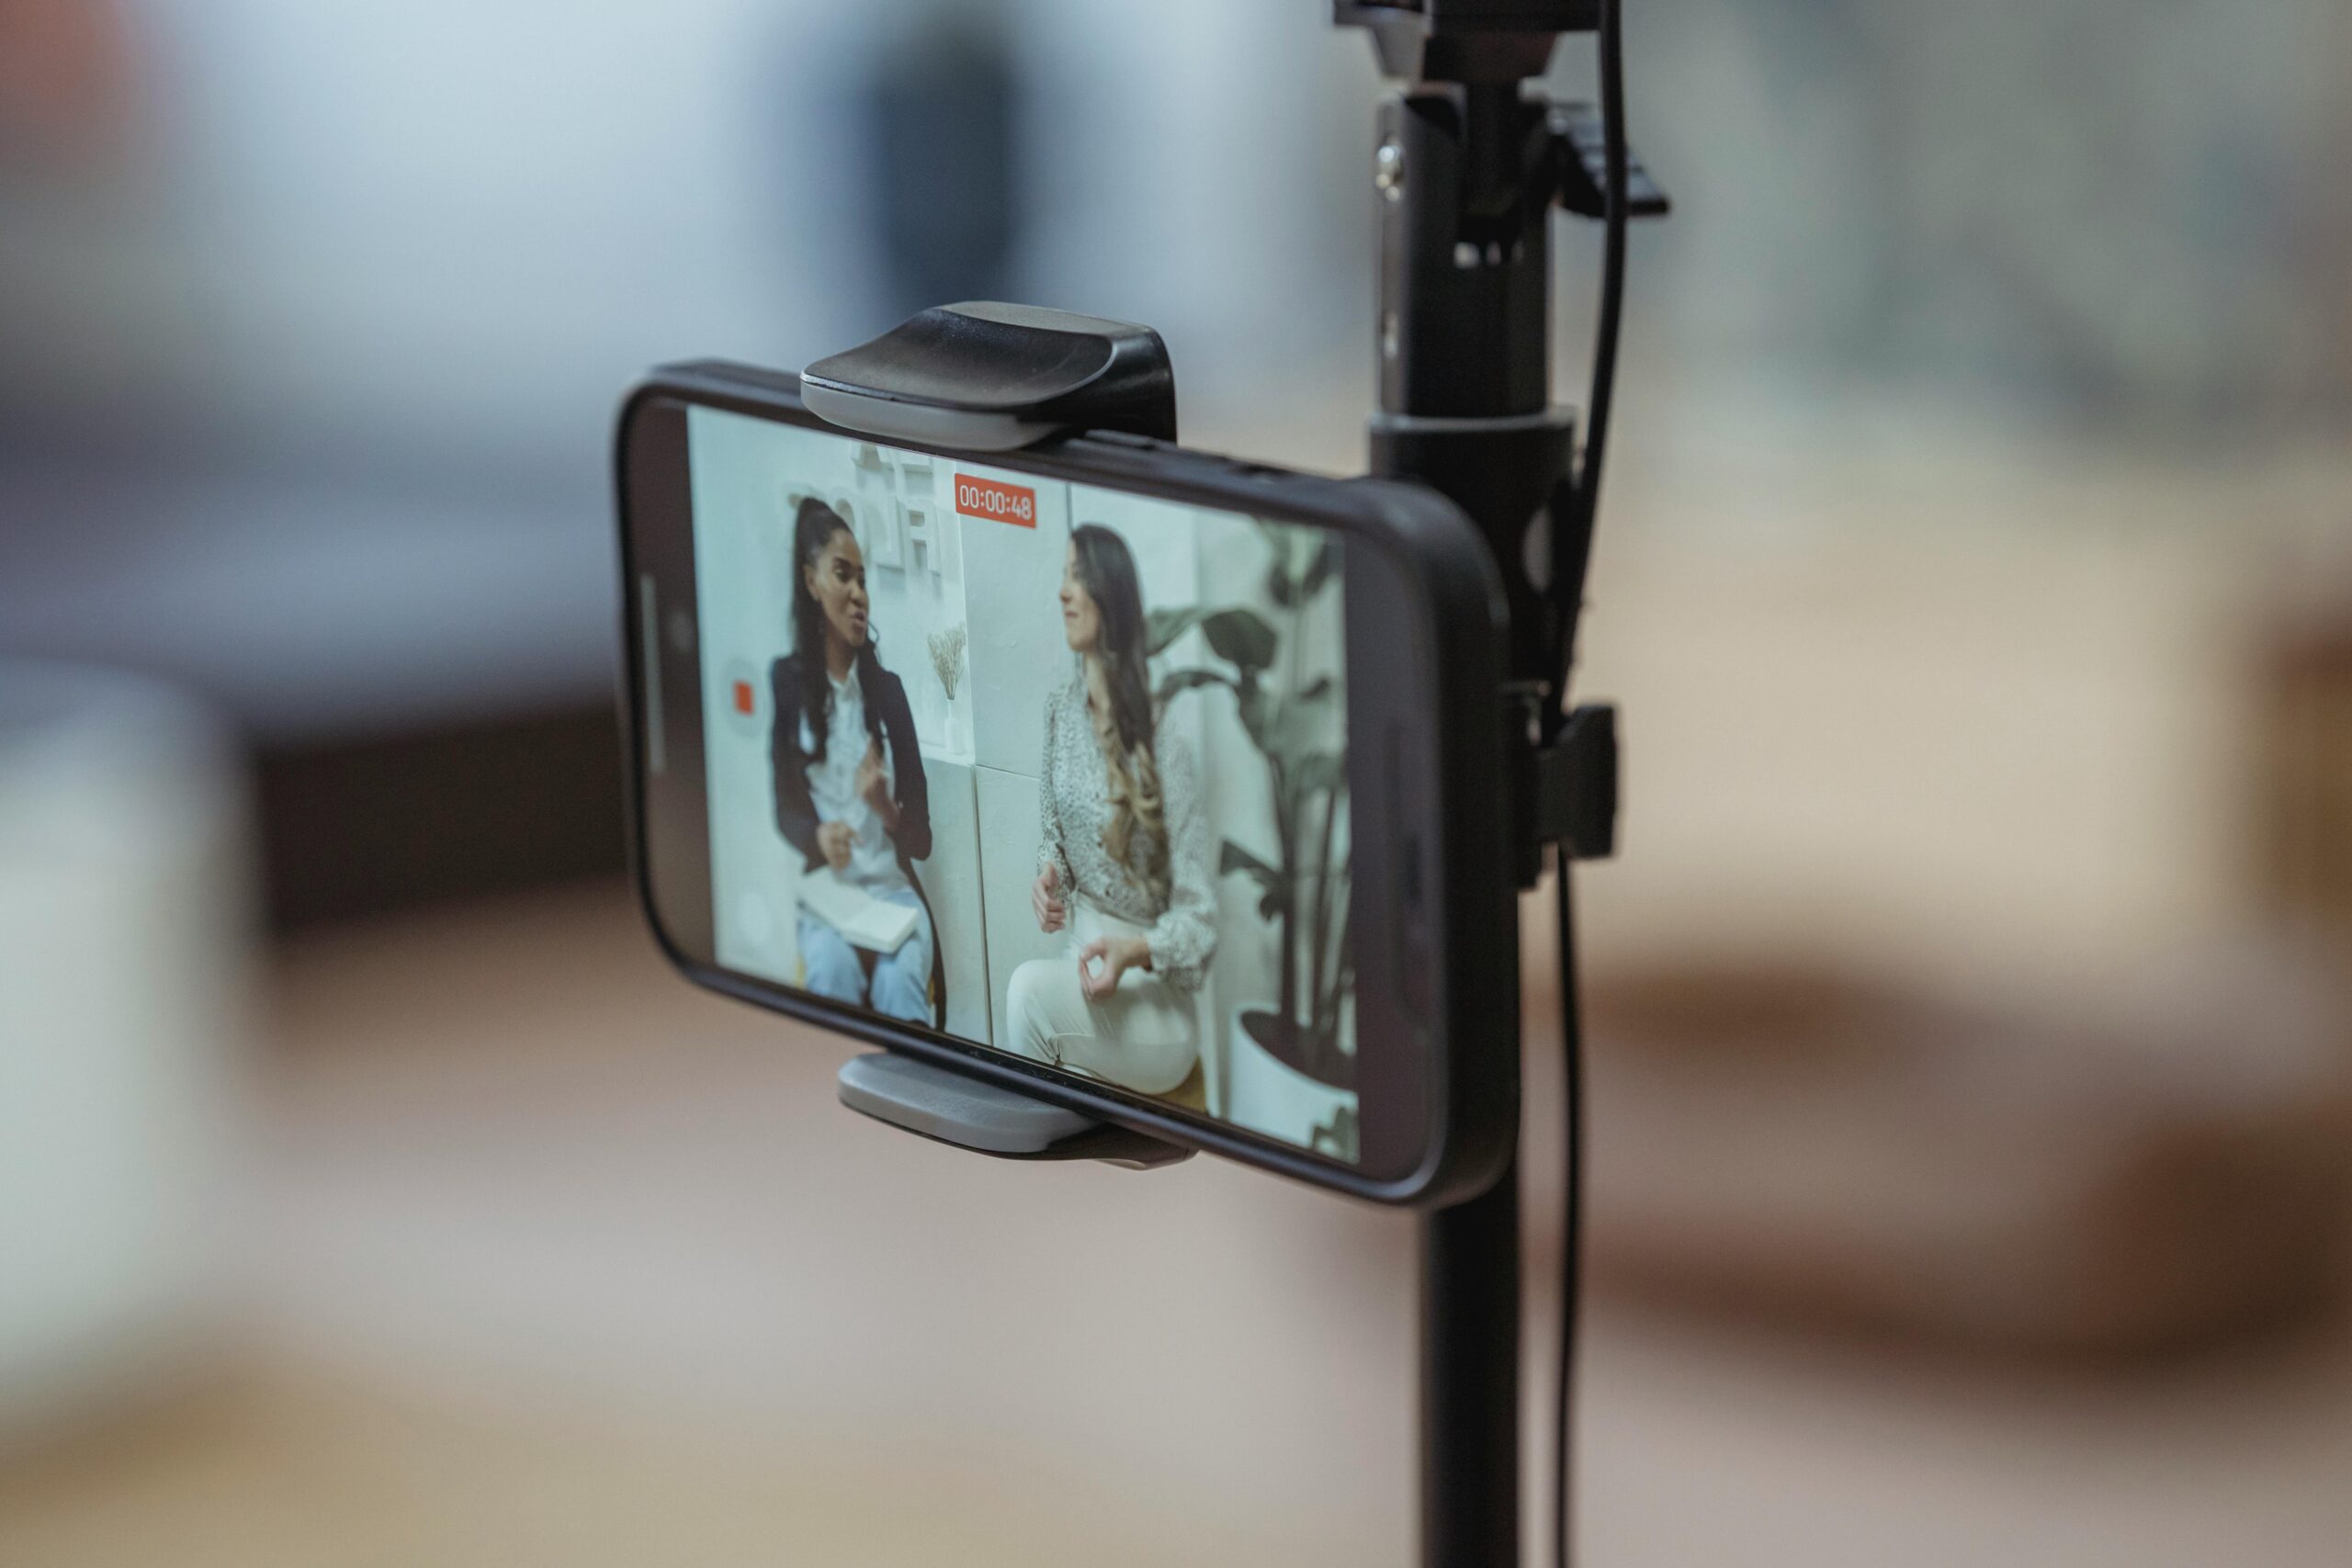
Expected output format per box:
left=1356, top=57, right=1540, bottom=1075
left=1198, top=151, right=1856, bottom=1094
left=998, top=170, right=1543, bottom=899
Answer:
left=686, top=408, right=1359, bottom=1161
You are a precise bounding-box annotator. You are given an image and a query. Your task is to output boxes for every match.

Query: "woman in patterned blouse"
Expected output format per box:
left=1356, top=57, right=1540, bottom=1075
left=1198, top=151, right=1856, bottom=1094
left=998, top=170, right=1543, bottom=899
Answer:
left=1005, top=525, right=1216, bottom=1094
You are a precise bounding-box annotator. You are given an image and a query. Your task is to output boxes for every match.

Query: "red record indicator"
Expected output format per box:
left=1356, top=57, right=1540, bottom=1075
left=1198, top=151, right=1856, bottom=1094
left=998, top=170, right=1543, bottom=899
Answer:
left=720, top=656, right=763, bottom=738
left=953, top=472, right=1036, bottom=527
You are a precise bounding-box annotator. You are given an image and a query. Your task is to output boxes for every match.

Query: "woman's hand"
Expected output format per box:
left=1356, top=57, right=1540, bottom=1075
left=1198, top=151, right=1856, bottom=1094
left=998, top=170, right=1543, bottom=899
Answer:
left=854, top=739, right=899, bottom=831
left=854, top=739, right=889, bottom=809
left=1078, top=934, right=1152, bottom=1001
left=1032, top=863, right=1067, bottom=934
left=816, top=820, right=855, bottom=871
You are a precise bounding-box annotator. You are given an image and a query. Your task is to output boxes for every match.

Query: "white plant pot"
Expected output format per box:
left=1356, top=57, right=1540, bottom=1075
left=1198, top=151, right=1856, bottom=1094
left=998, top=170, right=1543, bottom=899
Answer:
left=1225, top=1006, right=1356, bottom=1159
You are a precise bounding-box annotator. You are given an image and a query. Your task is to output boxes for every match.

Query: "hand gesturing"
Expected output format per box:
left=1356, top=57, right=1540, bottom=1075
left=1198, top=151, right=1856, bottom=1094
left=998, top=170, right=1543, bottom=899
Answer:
left=854, top=739, right=889, bottom=811
left=1032, top=863, right=1067, bottom=934
left=1078, top=935, right=1151, bottom=1000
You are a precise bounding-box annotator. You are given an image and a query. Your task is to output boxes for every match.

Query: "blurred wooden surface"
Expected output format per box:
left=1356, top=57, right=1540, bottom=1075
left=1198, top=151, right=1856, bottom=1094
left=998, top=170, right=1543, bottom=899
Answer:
left=6, top=884, right=2352, bottom=1565
left=1577, top=952, right=2352, bottom=1354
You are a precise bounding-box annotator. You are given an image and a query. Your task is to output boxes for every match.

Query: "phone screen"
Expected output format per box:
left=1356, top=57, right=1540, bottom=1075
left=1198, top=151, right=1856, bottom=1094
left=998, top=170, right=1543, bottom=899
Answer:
left=684, top=405, right=1362, bottom=1162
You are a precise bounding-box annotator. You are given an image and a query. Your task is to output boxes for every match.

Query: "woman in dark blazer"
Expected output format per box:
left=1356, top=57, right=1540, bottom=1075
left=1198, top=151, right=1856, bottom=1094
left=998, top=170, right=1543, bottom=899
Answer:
left=771, top=497, right=940, bottom=1025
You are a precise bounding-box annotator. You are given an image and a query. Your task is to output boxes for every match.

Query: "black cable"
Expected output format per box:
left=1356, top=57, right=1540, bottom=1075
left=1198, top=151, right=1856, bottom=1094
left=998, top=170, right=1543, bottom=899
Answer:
left=1577, top=0, right=1630, bottom=547
left=1555, top=5, right=1624, bottom=1566
left=1550, top=852, right=1585, bottom=1568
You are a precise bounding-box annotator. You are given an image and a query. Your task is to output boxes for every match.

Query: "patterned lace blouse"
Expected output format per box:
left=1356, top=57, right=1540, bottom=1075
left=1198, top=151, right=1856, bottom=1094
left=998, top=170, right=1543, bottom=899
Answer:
left=1036, top=675, right=1217, bottom=992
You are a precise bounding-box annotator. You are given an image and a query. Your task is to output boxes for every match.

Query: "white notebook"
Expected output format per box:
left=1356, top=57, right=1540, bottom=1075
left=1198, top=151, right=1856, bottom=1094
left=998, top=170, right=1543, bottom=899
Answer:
left=797, top=871, right=920, bottom=954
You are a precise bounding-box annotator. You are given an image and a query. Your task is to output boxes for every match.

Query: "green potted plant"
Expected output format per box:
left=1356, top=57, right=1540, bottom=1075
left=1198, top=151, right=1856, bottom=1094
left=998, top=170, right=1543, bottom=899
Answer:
left=1150, top=524, right=1354, bottom=1105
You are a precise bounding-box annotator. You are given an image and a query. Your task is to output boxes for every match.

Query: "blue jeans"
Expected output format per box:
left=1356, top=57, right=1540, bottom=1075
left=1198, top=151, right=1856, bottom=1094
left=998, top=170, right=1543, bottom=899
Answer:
left=798, top=886, right=934, bottom=1025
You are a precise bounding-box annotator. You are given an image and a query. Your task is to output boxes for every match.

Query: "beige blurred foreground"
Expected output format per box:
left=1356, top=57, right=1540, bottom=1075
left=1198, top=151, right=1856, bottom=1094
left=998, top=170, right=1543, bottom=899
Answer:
left=5, top=884, right=2351, bottom=1566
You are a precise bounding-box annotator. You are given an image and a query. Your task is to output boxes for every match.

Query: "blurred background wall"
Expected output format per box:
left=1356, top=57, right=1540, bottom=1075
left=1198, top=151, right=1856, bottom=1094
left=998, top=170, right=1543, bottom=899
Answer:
left=0, top=0, right=1380, bottom=919
left=6, top=0, right=2348, bottom=927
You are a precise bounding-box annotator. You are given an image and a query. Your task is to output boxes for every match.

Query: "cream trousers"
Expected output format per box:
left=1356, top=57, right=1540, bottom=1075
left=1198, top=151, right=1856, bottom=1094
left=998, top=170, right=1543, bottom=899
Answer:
left=1004, top=902, right=1199, bottom=1096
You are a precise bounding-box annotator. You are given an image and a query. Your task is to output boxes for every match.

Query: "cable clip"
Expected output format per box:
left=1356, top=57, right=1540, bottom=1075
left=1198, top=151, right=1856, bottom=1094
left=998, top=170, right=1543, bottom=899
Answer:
left=1532, top=703, right=1618, bottom=863
left=1547, top=102, right=1670, bottom=220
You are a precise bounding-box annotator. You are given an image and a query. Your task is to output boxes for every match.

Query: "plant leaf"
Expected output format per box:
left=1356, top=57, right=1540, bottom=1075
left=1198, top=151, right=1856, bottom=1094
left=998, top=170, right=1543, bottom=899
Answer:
left=1218, top=840, right=1280, bottom=885
left=1155, top=668, right=1233, bottom=707
left=1145, top=605, right=1206, bottom=656
left=1301, top=539, right=1338, bottom=599
left=1199, top=608, right=1278, bottom=672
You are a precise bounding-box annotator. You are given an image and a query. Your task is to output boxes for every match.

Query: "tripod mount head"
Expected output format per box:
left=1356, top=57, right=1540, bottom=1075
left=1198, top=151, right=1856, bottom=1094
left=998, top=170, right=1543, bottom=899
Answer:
left=1336, top=0, right=1596, bottom=84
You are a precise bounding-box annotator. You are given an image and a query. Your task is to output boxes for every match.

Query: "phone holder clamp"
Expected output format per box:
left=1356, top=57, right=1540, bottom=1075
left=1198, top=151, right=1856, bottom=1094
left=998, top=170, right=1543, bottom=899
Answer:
left=802, top=300, right=1177, bottom=453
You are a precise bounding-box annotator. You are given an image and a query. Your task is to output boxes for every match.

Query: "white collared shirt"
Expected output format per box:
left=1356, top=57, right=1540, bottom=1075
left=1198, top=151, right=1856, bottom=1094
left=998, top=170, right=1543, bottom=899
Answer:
left=802, top=663, right=906, bottom=893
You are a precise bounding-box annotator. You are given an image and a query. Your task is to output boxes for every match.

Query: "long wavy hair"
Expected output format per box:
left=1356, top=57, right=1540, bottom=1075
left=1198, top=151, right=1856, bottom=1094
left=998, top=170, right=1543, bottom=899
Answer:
left=1070, top=524, right=1168, bottom=902
left=791, top=497, right=884, bottom=763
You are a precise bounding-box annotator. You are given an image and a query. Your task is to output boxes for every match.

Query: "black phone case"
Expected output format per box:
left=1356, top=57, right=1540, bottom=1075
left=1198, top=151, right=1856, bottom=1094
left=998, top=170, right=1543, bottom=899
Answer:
left=613, top=361, right=1519, bottom=1207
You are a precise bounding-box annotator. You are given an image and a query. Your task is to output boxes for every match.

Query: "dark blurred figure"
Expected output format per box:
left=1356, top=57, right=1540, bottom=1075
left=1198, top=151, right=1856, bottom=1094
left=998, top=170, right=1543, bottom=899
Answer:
left=858, top=7, right=1023, bottom=321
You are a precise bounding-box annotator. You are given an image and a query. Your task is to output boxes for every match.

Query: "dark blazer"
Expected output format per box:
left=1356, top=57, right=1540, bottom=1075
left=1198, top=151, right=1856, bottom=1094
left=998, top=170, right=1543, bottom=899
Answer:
left=769, top=651, right=933, bottom=875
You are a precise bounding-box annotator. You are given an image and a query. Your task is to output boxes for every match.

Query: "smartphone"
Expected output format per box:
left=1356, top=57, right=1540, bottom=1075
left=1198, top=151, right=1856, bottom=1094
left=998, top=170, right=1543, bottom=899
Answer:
left=615, top=361, right=1516, bottom=1204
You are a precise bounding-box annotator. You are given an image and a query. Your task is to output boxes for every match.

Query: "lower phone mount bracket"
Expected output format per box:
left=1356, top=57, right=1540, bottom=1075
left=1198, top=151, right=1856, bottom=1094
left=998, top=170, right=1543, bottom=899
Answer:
left=836, top=1053, right=1193, bottom=1170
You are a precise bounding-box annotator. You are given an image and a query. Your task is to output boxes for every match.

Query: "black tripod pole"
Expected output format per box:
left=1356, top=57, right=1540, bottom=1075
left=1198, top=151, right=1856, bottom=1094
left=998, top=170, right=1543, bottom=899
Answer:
left=1375, top=71, right=1569, bottom=1568
left=1340, top=6, right=1627, bottom=1564
left=1420, top=1143, right=1526, bottom=1566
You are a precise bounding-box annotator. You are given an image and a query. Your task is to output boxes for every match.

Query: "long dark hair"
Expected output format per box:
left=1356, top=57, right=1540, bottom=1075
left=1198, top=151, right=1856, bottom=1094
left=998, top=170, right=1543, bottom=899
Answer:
left=791, top=497, right=883, bottom=762
left=1070, top=524, right=1167, bottom=899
